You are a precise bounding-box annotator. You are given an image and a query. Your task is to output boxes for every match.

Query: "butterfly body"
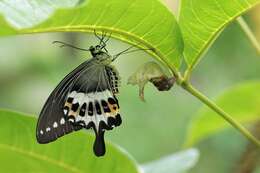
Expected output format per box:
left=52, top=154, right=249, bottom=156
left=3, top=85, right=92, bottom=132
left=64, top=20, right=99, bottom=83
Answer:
left=36, top=43, right=121, bottom=156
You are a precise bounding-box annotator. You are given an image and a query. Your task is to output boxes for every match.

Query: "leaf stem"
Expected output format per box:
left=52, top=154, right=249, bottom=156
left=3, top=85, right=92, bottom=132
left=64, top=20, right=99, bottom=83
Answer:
left=237, top=16, right=260, bottom=55
left=179, top=81, right=260, bottom=147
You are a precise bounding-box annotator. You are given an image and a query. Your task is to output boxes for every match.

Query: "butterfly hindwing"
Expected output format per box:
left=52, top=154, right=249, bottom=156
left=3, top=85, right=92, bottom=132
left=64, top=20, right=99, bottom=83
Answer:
left=62, top=64, right=122, bottom=156
left=64, top=90, right=121, bottom=156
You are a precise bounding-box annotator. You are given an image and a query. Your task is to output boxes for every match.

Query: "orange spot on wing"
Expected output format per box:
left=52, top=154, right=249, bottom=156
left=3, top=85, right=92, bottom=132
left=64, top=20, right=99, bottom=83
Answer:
left=65, top=102, right=78, bottom=117
left=107, top=103, right=119, bottom=117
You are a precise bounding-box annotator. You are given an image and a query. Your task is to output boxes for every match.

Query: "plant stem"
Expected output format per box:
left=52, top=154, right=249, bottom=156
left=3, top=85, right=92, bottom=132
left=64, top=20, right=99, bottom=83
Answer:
left=237, top=16, right=260, bottom=55
left=180, top=81, right=260, bottom=147
left=234, top=121, right=260, bottom=173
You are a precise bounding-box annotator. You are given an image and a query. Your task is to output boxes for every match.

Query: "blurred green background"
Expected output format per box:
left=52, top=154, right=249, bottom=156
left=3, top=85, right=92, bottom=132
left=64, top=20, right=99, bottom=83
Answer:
left=0, top=4, right=259, bottom=173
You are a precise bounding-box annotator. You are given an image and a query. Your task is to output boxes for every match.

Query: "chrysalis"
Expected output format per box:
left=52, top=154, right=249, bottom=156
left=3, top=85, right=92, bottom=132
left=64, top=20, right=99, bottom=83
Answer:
left=128, top=61, right=175, bottom=101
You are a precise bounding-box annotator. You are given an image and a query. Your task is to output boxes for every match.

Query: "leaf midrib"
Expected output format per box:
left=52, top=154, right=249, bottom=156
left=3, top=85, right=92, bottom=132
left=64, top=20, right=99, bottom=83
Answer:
left=0, top=143, right=83, bottom=173
left=20, top=25, right=178, bottom=74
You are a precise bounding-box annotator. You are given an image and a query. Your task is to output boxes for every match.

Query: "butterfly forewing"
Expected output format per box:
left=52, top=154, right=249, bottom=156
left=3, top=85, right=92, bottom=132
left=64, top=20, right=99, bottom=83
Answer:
left=36, top=60, right=92, bottom=143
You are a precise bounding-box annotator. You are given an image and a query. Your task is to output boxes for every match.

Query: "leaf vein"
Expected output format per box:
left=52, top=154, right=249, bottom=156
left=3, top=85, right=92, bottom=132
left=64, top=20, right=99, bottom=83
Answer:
left=190, top=0, right=215, bottom=31
left=213, top=0, right=232, bottom=19
left=111, top=0, right=137, bottom=28
left=128, top=0, right=155, bottom=33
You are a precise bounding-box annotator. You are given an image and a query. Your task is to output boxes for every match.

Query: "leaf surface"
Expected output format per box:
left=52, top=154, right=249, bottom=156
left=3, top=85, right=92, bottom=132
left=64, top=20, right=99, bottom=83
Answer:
left=0, top=110, right=140, bottom=173
left=0, top=0, right=183, bottom=71
left=179, top=0, right=260, bottom=70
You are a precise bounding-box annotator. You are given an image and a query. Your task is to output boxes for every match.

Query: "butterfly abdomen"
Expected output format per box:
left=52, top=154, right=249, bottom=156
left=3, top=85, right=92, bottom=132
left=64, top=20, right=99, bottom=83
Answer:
left=105, top=66, right=120, bottom=94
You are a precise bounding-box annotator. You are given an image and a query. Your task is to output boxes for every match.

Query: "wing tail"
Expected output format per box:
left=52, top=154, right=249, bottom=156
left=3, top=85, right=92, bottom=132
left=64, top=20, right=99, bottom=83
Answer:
left=93, top=129, right=106, bottom=157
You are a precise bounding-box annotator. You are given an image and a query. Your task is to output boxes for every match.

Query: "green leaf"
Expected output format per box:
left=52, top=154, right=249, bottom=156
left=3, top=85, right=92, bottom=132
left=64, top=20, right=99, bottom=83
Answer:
left=0, top=109, right=139, bottom=173
left=0, top=0, right=183, bottom=71
left=179, top=0, right=260, bottom=71
left=0, top=15, right=16, bottom=35
left=185, top=81, right=260, bottom=146
left=141, top=149, right=199, bottom=173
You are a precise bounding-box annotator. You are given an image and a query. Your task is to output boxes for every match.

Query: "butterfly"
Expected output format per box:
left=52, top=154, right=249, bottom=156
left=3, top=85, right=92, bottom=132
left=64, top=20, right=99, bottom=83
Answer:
left=36, top=32, right=129, bottom=157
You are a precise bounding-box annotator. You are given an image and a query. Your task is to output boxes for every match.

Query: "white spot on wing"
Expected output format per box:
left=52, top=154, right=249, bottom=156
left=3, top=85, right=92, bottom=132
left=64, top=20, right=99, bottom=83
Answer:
left=67, top=91, right=86, bottom=106
left=68, top=118, right=74, bottom=123
left=73, top=92, right=85, bottom=104
left=60, top=118, right=65, bottom=125
left=53, top=122, right=58, bottom=128
left=69, top=91, right=77, bottom=97
left=46, top=127, right=51, bottom=132
left=40, top=130, right=44, bottom=135
left=63, top=109, right=68, bottom=115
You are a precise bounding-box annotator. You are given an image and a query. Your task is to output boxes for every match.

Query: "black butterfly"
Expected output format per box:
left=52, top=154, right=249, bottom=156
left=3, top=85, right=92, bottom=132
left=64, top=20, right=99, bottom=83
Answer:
left=36, top=32, right=129, bottom=157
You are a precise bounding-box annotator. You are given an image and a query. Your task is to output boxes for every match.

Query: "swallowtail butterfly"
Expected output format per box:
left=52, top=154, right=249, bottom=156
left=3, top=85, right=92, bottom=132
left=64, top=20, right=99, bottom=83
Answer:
left=36, top=32, right=127, bottom=157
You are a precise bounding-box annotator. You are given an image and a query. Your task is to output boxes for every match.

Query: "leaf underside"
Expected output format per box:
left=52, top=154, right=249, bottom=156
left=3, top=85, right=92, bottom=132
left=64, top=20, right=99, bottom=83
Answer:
left=179, top=0, right=260, bottom=70
left=0, top=0, right=183, bottom=71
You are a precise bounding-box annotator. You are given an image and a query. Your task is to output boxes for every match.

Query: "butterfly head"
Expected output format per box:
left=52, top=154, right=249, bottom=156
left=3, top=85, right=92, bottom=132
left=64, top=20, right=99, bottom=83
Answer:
left=89, top=45, right=112, bottom=64
left=89, top=45, right=103, bottom=56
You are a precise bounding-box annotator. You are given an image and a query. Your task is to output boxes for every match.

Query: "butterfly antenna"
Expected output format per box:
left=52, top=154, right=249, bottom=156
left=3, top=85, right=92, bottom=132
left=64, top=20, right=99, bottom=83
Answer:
left=102, top=32, right=112, bottom=53
left=112, top=44, right=155, bottom=61
left=116, top=48, right=155, bottom=55
left=94, top=29, right=111, bottom=53
left=94, top=29, right=105, bottom=45
left=53, top=41, right=90, bottom=51
left=100, top=31, right=107, bottom=47
left=94, top=29, right=102, bottom=40
left=104, top=32, right=112, bottom=43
